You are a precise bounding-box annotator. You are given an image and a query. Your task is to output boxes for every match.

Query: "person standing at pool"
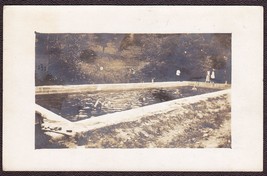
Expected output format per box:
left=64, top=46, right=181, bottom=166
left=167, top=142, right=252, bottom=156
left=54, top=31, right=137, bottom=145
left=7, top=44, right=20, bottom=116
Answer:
left=205, top=71, right=211, bottom=83
left=211, top=69, right=215, bottom=83
left=176, top=69, right=181, bottom=81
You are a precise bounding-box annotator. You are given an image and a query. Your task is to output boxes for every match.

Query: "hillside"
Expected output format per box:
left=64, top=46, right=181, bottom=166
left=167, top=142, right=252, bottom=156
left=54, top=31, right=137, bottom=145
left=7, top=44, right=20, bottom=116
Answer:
left=35, top=33, right=231, bottom=85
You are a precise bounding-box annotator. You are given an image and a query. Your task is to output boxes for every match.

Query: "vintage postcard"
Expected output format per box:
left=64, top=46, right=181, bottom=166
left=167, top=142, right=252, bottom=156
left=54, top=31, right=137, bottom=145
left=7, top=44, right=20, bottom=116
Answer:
left=35, top=33, right=231, bottom=149
left=3, top=6, right=263, bottom=171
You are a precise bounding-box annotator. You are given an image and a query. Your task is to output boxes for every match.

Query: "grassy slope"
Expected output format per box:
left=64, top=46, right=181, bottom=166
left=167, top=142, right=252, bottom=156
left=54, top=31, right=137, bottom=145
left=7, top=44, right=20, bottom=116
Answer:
left=76, top=93, right=231, bottom=148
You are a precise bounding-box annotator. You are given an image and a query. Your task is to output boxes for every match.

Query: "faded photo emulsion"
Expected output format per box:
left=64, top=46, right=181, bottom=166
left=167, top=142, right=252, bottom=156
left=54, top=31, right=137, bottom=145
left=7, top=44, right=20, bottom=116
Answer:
left=35, top=33, right=231, bottom=149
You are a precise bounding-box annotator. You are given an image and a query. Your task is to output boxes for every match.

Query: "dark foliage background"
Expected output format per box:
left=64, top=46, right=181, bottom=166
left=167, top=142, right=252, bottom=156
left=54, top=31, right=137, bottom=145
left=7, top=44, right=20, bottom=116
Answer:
left=35, top=33, right=231, bottom=85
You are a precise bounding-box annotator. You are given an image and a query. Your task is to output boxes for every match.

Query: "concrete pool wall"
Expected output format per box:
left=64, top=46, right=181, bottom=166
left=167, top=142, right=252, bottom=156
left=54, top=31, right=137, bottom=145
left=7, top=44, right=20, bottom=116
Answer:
left=36, top=81, right=230, bottom=95
left=36, top=89, right=231, bottom=138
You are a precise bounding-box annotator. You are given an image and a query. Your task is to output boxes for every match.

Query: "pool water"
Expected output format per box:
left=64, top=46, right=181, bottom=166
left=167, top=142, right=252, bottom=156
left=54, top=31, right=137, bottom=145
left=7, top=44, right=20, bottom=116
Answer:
left=36, top=86, right=220, bottom=122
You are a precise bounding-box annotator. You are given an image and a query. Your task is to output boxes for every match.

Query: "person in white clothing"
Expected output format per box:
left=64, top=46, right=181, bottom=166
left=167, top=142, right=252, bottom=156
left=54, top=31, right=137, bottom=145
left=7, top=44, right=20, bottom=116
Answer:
left=211, top=69, right=215, bottom=83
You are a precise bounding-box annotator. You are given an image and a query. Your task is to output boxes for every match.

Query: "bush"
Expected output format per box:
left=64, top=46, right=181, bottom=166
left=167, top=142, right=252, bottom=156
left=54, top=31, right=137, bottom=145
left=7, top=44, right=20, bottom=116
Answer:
left=80, top=49, right=97, bottom=63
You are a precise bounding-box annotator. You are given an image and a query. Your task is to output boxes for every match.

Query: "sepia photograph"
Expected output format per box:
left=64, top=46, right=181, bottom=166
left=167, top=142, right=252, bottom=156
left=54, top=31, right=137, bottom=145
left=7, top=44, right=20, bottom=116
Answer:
left=3, top=6, right=263, bottom=171
left=35, top=33, right=231, bottom=149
